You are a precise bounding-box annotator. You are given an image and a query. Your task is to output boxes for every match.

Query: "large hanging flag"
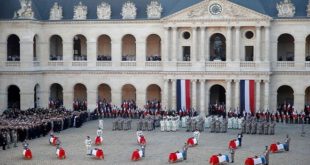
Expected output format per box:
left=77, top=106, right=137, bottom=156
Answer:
left=240, top=80, right=255, bottom=114
left=176, top=79, right=191, bottom=112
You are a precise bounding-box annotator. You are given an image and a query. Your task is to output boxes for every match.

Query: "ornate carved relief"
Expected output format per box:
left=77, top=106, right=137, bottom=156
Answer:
left=147, top=0, right=163, bottom=19
left=49, top=2, right=63, bottom=20
left=276, top=0, right=295, bottom=17
left=97, top=2, right=111, bottom=20
left=73, top=2, right=87, bottom=20
left=121, top=1, right=137, bottom=19
left=14, top=0, right=34, bottom=19
left=307, top=0, right=310, bottom=17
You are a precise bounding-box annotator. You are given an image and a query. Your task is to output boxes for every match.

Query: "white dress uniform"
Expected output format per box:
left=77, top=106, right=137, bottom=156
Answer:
left=97, top=129, right=103, bottom=137
left=160, top=120, right=165, bottom=131
left=85, top=138, right=92, bottom=154
left=98, top=119, right=104, bottom=130
left=193, top=131, right=200, bottom=141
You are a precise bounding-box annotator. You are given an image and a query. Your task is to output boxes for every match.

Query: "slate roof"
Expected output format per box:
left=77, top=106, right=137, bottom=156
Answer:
left=0, top=0, right=309, bottom=20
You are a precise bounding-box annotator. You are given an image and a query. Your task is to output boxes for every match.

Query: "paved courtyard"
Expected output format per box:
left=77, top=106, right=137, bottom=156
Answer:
left=0, top=119, right=309, bottom=165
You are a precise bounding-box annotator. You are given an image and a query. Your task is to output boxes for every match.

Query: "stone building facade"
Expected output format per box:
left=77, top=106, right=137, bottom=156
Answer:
left=0, top=0, right=310, bottom=115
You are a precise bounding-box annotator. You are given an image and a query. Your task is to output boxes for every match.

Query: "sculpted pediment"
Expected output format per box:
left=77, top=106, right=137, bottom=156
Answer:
left=163, top=0, right=271, bottom=21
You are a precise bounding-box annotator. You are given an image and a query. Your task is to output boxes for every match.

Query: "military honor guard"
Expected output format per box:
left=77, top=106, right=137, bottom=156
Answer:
left=85, top=136, right=92, bottom=155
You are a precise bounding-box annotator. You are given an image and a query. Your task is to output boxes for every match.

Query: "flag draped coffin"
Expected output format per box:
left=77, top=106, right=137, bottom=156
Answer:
left=240, top=80, right=255, bottom=114
left=91, top=148, right=104, bottom=159
left=176, top=80, right=191, bottom=112
left=49, top=137, right=58, bottom=146
left=56, top=148, right=66, bottom=159
left=269, top=143, right=285, bottom=153
left=245, top=156, right=266, bottom=165
left=187, top=137, right=198, bottom=146
left=131, top=150, right=143, bottom=161
left=137, top=136, right=146, bottom=145
left=229, top=139, right=240, bottom=149
left=95, top=136, right=103, bottom=145
left=23, top=149, right=32, bottom=159
left=169, top=152, right=183, bottom=162
left=209, top=155, right=229, bottom=164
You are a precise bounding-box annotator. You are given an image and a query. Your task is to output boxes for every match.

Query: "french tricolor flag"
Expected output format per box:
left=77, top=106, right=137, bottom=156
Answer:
left=240, top=80, right=255, bottom=114
left=176, top=80, right=191, bottom=112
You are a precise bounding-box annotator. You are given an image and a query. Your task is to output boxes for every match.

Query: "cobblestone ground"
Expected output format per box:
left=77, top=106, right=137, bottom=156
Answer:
left=0, top=119, right=310, bottom=165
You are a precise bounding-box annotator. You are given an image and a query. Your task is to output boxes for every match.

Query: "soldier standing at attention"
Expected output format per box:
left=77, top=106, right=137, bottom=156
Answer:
left=264, top=121, right=269, bottom=135
left=264, top=146, right=270, bottom=165
left=284, top=134, right=291, bottom=151
left=237, top=133, right=243, bottom=146
left=269, top=121, right=276, bottom=135
left=229, top=146, right=235, bottom=163
left=186, top=118, right=191, bottom=132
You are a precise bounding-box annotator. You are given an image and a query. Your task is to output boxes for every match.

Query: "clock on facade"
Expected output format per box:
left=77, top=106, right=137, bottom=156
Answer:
left=209, top=3, right=222, bottom=15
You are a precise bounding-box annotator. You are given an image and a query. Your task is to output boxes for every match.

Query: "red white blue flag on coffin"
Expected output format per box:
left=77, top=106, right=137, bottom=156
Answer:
left=176, top=79, right=191, bottom=112
left=240, top=80, right=255, bottom=114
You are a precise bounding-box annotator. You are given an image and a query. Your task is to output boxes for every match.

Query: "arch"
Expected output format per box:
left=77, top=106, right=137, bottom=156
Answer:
left=7, top=34, right=20, bottom=61
left=50, top=83, right=63, bottom=108
left=209, top=84, right=226, bottom=115
left=122, top=34, right=136, bottom=61
left=73, top=34, right=87, bottom=61
left=50, top=35, right=63, bottom=61
left=306, top=35, right=310, bottom=61
left=122, top=84, right=136, bottom=101
left=33, top=35, right=38, bottom=61
left=34, top=84, right=40, bottom=108
left=97, top=35, right=112, bottom=61
left=98, top=83, right=111, bottom=102
left=277, top=33, right=295, bottom=61
left=209, top=33, right=226, bottom=61
left=146, top=34, right=161, bottom=61
left=146, top=84, right=161, bottom=101
left=305, top=86, right=310, bottom=105
left=7, top=85, right=20, bottom=109
left=277, top=85, right=294, bottom=111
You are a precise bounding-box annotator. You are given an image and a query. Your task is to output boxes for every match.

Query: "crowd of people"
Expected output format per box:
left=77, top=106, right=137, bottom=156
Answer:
left=73, top=100, right=87, bottom=111
left=49, top=99, right=63, bottom=109
left=97, top=55, right=111, bottom=61
left=49, top=55, right=63, bottom=61
left=122, top=55, right=135, bottom=61
left=7, top=55, right=20, bottom=61
left=73, top=55, right=87, bottom=61
left=146, top=55, right=161, bottom=61
left=0, top=108, right=88, bottom=150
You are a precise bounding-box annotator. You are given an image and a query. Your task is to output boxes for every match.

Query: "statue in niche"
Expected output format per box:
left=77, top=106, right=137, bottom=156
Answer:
left=213, top=36, right=223, bottom=61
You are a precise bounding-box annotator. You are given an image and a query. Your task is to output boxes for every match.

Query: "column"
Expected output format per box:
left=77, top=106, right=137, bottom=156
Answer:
left=255, top=80, right=261, bottom=111
left=111, top=40, right=121, bottom=66
left=226, top=26, right=232, bottom=61
left=136, top=39, right=146, bottom=67
left=40, top=90, right=49, bottom=108
left=171, top=27, right=178, bottom=61
left=255, top=26, right=261, bottom=61
left=226, top=80, right=232, bottom=111
left=162, top=79, right=169, bottom=110
left=235, top=26, right=240, bottom=61
left=0, top=41, right=7, bottom=64
left=136, top=88, right=146, bottom=109
left=295, top=38, right=306, bottom=68
left=205, top=29, right=210, bottom=61
left=87, top=40, right=97, bottom=67
left=200, top=79, right=206, bottom=116
left=235, top=80, right=240, bottom=109
left=111, top=87, right=121, bottom=106
left=63, top=90, right=73, bottom=110
left=0, top=91, right=7, bottom=111
left=20, top=40, right=33, bottom=67
left=87, top=90, right=97, bottom=112
left=163, top=27, right=170, bottom=61
left=38, top=41, right=49, bottom=66
left=200, top=27, right=206, bottom=62
left=264, top=27, right=270, bottom=62
left=191, top=27, right=197, bottom=62
left=20, top=91, right=34, bottom=110
left=191, top=80, right=197, bottom=110
left=63, top=41, right=73, bottom=66
left=171, top=79, right=176, bottom=110
left=264, top=80, right=270, bottom=111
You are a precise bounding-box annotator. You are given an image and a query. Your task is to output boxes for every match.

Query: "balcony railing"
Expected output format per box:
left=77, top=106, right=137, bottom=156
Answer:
left=205, top=61, right=226, bottom=68
left=305, top=62, right=310, bottom=68
left=33, top=61, right=40, bottom=67
left=5, top=61, right=20, bottom=67
left=48, top=61, right=64, bottom=67
left=96, top=61, right=112, bottom=67
left=240, top=61, right=256, bottom=68
left=145, top=61, right=162, bottom=67
left=72, top=61, right=87, bottom=67
left=276, top=61, right=295, bottom=68
left=120, top=61, right=136, bottom=67
left=177, top=61, right=192, bottom=67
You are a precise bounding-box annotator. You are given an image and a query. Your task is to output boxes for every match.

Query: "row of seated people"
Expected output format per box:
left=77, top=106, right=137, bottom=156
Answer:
left=146, top=55, right=161, bottom=61
left=97, top=55, right=111, bottom=61
left=0, top=108, right=88, bottom=150
left=49, top=55, right=63, bottom=61
left=122, top=55, right=136, bottom=61
left=73, top=55, right=87, bottom=61
left=7, top=55, right=20, bottom=61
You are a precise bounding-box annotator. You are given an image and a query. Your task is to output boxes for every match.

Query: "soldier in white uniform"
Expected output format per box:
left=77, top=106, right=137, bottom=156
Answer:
left=97, top=127, right=103, bottom=137
left=85, top=136, right=92, bottom=155
left=193, top=129, right=200, bottom=143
